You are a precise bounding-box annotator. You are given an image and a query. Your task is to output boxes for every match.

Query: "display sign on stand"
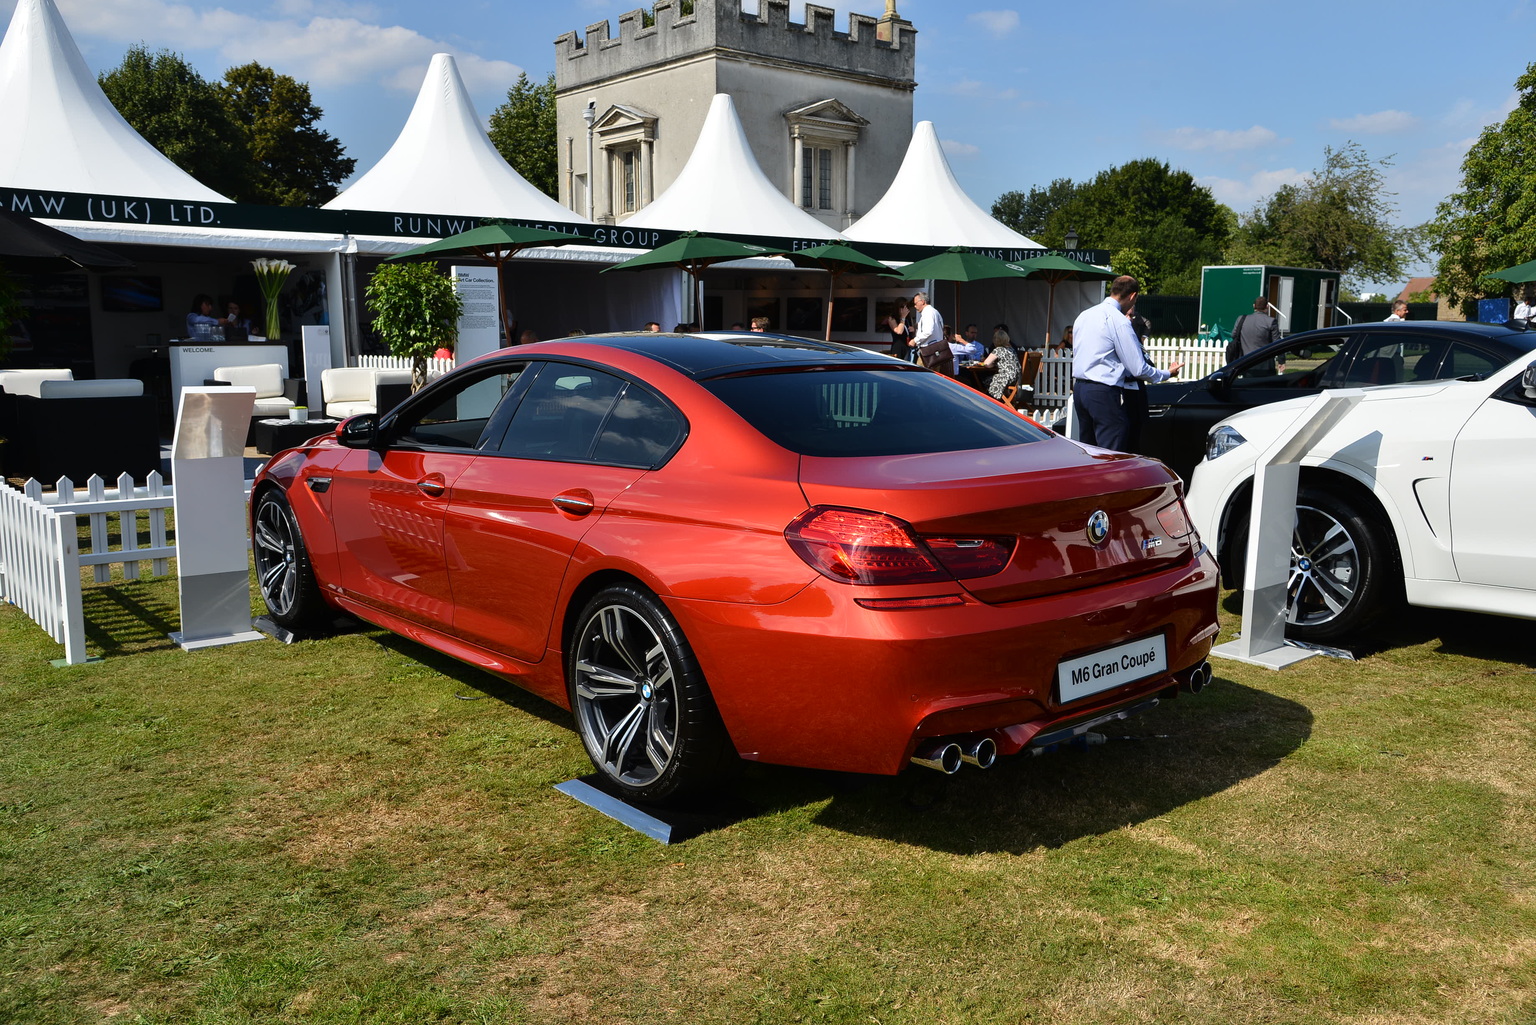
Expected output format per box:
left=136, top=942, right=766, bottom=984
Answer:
left=168, top=386, right=266, bottom=653
left=301, top=324, right=332, bottom=409
left=1212, top=389, right=1365, bottom=669
left=452, top=265, right=500, bottom=363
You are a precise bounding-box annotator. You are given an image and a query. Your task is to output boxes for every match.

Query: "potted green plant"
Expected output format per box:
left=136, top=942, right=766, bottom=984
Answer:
left=363, top=263, right=463, bottom=391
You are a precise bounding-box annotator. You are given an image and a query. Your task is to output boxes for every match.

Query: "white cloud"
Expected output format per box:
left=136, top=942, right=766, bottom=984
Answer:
left=1328, top=110, right=1419, bottom=134
left=966, top=9, right=1020, bottom=35
left=944, top=79, right=1018, bottom=101
left=53, top=0, right=522, bottom=91
left=1157, top=125, right=1280, bottom=152
left=941, top=139, right=980, bottom=158
left=1200, top=167, right=1305, bottom=209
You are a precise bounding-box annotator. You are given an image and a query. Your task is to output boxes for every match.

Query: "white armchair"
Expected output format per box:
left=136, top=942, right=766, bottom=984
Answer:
left=211, top=363, right=297, bottom=417
left=319, top=367, right=378, bottom=419
left=320, top=367, right=414, bottom=419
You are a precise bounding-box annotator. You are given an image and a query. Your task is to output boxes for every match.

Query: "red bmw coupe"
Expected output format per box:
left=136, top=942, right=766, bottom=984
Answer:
left=252, top=333, right=1219, bottom=802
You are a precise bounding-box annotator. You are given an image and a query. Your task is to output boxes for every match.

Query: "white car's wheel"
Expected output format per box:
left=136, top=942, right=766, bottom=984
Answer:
left=1286, top=487, right=1398, bottom=641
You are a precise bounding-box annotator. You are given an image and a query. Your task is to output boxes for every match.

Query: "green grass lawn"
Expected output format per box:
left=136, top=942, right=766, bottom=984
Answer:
left=2, top=574, right=1534, bottom=1024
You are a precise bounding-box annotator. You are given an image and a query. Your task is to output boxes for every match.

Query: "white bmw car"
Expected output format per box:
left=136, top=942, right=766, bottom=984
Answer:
left=1185, top=349, right=1536, bottom=641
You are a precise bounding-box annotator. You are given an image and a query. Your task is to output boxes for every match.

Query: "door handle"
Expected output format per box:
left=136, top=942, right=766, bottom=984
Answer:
left=416, top=477, right=446, bottom=497
left=552, top=490, right=596, bottom=517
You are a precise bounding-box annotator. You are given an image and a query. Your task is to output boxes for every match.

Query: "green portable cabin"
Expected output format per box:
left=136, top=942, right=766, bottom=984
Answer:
left=1199, top=265, right=1343, bottom=338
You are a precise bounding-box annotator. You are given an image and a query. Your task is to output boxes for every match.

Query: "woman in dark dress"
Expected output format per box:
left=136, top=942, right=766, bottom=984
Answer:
left=886, top=302, right=913, bottom=358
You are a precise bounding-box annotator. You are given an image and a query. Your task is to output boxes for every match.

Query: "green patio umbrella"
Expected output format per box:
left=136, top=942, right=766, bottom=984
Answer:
left=1489, top=259, right=1536, bottom=283
left=1010, top=253, right=1116, bottom=348
left=895, top=246, right=1029, bottom=336
left=603, top=231, right=786, bottom=329
left=387, top=223, right=583, bottom=343
left=783, top=242, right=900, bottom=340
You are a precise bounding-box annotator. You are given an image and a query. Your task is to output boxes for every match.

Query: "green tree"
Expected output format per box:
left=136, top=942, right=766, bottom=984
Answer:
left=1227, top=142, right=1424, bottom=290
left=487, top=73, right=558, bottom=199
left=991, top=178, right=1079, bottom=242
left=998, top=160, right=1230, bottom=294
left=218, top=62, right=355, bottom=206
left=363, top=264, right=464, bottom=390
left=99, top=45, right=251, bottom=199
left=1429, top=62, right=1536, bottom=304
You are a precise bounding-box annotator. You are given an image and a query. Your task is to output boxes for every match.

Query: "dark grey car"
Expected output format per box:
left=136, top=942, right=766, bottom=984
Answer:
left=1141, top=321, right=1536, bottom=480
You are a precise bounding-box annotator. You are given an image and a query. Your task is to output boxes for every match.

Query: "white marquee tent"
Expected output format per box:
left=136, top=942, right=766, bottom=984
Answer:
left=625, top=93, right=841, bottom=240
left=844, top=121, right=1038, bottom=250
left=325, top=53, right=584, bottom=225
left=0, top=0, right=229, bottom=203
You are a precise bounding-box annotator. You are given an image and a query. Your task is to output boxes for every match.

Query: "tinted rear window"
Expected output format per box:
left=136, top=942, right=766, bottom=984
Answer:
left=703, top=368, right=1051, bottom=456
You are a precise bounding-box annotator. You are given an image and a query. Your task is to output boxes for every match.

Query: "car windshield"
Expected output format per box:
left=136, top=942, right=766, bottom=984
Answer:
left=702, top=367, right=1052, bottom=457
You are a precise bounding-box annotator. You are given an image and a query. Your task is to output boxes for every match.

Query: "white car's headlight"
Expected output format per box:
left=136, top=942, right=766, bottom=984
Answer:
left=1205, top=425, right=1248, bottom=461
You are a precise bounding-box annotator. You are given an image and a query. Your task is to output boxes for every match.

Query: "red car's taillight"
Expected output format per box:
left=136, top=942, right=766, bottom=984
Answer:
left=785, top=507, right=1014, bottom=585
left=1156, top=499, right=1193, bottom=539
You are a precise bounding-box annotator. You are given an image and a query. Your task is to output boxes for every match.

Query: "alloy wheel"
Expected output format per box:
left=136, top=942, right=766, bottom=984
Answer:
left=572, top=603, right=681, bottom=789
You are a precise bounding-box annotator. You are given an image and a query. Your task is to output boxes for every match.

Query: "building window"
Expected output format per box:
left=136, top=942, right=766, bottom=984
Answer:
left=801, top=147, right=835, bottom=210
left=622, top=149, right=637, bottom=213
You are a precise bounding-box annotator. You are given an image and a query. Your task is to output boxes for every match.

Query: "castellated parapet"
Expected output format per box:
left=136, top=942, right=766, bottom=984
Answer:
left=554, top=0, right=916, bottom=92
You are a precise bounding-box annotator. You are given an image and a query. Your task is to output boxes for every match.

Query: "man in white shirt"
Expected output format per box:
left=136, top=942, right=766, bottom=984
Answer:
left=1513, top=290, right=1534, bottom=328
left=1070, top=275, right=1183, bottom=451
left=910, top=291, right=945, bottom=369
left=1384, top=300, right=1408, bottom=321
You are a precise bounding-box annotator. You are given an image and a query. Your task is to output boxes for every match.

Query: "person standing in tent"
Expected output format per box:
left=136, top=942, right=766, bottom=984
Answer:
left=885, top=300, right=913, bottom=357
left=910, top=291, right=949, bottom=373
left=1070, top=275, right=1182, bottom=451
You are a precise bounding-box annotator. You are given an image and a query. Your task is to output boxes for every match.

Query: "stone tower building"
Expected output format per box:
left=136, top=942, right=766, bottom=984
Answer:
left=553, top=0, right=915, bottom=231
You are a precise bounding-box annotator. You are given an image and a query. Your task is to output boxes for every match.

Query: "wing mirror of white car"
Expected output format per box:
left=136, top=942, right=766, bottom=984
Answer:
left=1523, top=359, right=1536, bottom=400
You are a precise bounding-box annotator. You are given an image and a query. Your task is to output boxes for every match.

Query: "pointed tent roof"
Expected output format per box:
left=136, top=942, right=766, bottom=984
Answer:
left=0, top=0, right=230, bottom=201
left=845, top=121, right=1037, bottom=250
left=325, top=53, right=583, bottom=222
left=624, top=93, right=841, bottom=240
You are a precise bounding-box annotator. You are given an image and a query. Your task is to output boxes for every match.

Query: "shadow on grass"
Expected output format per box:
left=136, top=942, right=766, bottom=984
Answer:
left=80, top=582, right=180, bottom=656
left=745, top=677, right=1311, bottom=855
left=368, top=631, right=577, bottom=733
left=357, top=630, right=1312, bottom=851
left=1220, top=591, right=1535, bottom=667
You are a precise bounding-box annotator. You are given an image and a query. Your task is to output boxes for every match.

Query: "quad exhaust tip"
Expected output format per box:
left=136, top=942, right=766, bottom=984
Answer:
left=960, top=735, right=997, bottom=769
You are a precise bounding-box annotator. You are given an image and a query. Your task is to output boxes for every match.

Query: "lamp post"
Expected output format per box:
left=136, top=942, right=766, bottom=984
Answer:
left=1063, top=227, right=1079, bottom=252
left=582, top=101, right=596, bottom=222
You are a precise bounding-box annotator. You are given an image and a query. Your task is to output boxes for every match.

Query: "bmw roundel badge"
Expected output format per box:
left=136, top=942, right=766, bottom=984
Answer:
left=1087, top=509, right=1110, bottom=546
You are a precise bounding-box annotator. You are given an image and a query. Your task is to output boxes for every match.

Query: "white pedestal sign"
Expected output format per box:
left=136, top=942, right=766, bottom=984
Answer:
left=168, top=387, right=266, bottom=652
left=1211, top=389, right=1365, bottom=669
left=452, top=265, right=500, bottom=363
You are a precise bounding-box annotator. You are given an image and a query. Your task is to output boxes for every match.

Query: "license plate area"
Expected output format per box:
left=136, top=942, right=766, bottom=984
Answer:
left=1056, top=633, right=1168, bottom=703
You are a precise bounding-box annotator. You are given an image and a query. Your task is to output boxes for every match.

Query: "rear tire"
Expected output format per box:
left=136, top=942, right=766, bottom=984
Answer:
left=252, top=490, right=328, bottom=633
left=567, top=585, right=732, bottom=804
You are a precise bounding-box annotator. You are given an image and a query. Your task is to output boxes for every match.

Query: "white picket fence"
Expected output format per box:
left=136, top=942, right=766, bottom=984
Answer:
left=0, top=472, right=250, bottom=665
left=356, top=354, right=456, bottom=378
left=1020, top=338, right=1228, bottom=419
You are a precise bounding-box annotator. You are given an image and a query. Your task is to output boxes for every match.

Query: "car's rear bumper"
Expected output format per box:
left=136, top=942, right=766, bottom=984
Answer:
left=668, top=548, right=1221, bottom=775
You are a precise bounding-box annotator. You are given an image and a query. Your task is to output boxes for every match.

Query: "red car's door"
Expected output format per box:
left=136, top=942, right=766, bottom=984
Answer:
left=445, top=365, right=686, bottom=663
left=330, top=448, right=473, bottom=625
left=329, top=364, right=530, bottom=627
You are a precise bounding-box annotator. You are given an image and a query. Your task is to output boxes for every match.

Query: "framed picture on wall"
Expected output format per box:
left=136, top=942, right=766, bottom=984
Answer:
left=101, top=275, right=163, bottom=313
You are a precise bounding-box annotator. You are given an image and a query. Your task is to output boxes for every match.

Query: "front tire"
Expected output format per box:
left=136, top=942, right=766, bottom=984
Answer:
left=567, top=585, right=732, bottom=804
left=252, top=490, right=328, bottom=633
left=1285, top=487, right=1396, bottom=641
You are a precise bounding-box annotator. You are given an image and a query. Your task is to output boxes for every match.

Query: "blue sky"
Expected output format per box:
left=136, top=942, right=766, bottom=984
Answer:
left=8, top=0, right=1532, bottom=291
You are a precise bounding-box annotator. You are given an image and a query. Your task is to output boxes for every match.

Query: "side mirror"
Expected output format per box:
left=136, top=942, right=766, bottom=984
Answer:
left=1206, top=368, right=1231, bottom=396
left=1523, top=359, right=1536, bottom=400
left=337, top=413, right=378, bottom=449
